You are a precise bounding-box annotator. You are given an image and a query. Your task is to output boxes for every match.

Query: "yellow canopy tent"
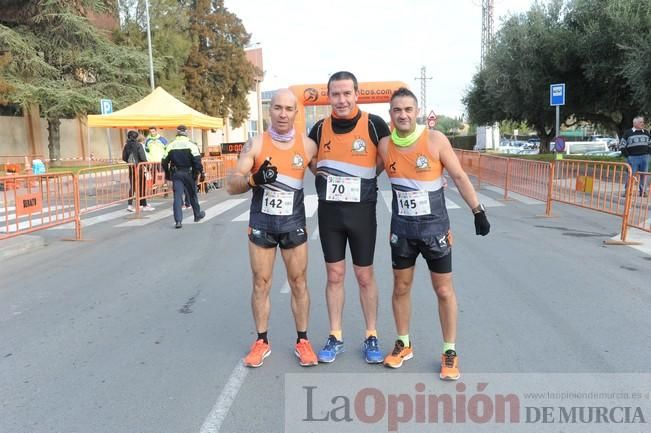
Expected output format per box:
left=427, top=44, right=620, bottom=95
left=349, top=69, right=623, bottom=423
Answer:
left=87, top=87, right=223, bottom=129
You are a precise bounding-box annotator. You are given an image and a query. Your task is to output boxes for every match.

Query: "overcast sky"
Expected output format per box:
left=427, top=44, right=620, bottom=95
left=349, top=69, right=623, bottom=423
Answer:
left=225, top=0, right=535, bottom=119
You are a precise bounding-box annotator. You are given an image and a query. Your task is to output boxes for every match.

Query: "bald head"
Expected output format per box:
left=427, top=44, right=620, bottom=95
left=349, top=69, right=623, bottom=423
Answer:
left=269, top=88, right=298, bottom=134
left=270, top=88, right=297, bottom=109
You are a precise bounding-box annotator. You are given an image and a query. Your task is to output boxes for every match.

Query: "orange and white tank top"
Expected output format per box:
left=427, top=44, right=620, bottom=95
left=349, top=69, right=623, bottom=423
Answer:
left=316, top=112, right=378, bottom=202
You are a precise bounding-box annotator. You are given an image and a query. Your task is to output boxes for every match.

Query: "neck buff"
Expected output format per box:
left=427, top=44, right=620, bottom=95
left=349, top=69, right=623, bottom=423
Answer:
left=268, top=126, right=295, bottom=142
left=332, top=106, right=360, bottom=120
left=392, top=125, right=426, bottom=147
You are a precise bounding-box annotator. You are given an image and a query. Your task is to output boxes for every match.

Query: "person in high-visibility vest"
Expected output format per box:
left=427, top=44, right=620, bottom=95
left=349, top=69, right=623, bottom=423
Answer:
left=145, top=127, right=168, bottom=163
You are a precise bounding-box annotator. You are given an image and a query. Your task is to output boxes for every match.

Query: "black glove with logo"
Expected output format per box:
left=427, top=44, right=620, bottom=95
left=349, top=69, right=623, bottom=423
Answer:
left=474, top=210, right=490, bottom=236
left=250, top=158, right=278, bottom=186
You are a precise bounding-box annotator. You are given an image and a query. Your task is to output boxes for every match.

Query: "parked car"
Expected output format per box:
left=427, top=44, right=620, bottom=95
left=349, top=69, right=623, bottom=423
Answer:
left=589, top=135, right=619, bottom=150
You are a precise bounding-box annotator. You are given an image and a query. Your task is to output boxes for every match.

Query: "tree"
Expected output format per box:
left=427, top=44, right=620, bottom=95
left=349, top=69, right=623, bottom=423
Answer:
left=464, top=0, right=651, bottom=152
left=114, top=0, right=191, bottom=98
left=433, top=115, right=463, bottom=135
left=0, top=0, right=150, bottom=165
left=465, top=0, right=570, bottom=152
left=183, top=0, right=257, bottom=127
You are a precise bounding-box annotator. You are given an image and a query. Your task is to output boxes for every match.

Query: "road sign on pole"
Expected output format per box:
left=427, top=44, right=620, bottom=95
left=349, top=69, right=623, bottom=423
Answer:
left=549, top=84, right=565, bottom=106
left=100, top=99, right=113, bottom=115
left=550, top=84, right=565, bottom=139
left=99, top=99, right=113, bottom=162
left=427, top=111, right=437, bottom=129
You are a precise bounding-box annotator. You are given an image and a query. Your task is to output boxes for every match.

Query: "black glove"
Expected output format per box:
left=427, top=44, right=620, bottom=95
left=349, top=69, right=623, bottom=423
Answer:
left=474, top=210, right=490, bottom=236
left=250, top=158, right=277, bottom=186
left=199, top=172, right=206, bottom=183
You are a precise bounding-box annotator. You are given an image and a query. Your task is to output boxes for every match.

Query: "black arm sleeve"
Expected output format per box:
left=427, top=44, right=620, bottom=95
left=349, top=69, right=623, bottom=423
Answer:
left=192, top=155, right=203, bottom=176
left=368, top=114, right=391, bottom=145
left=308, top=119, right=325, bottom=145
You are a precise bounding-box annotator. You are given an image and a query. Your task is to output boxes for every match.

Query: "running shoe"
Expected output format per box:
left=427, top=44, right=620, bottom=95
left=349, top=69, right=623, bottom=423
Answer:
left=141, top=205, right=155, bottom=211
left=295, top=339, right=318, bottom=366
left=361, top=335, right=383, bottom=364
left=126, top=205, right=134, bottom=212
left=244, top=339, right=270, bottom=368
left=194, top=210, right=206, bottom=222
left=439, top=349, right=460, bottom=380
left=383, top=340, right=413, bottom=368
left=317, top=335, right=344, bottom=363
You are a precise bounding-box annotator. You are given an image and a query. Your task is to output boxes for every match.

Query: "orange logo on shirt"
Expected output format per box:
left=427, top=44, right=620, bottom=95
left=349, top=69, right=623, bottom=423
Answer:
left=352, top=138, right=367, bottom=154
left=415, top=154, right=430, bottom=171
left=292, top=153, right=304, bottom=169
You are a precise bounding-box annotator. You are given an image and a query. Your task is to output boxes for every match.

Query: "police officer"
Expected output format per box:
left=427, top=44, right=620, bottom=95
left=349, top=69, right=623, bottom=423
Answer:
left=162, top=125, right=205, bottom=228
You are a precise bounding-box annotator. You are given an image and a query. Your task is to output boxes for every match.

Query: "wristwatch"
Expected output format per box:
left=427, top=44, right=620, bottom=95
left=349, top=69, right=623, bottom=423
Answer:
left=471, top=203, right=486, bottom=214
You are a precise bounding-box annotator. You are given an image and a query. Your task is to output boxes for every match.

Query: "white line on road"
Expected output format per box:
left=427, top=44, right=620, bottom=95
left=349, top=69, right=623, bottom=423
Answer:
left=310, top=226, right=319, bottom=240
left=304, top=194, right=318, bottom=218
left=199, top=361, right=249, bottom=433
left=280, top=281, right=290, bottom=294
left=232, top=210, right=249, bottom=222
left=197, top=199, right=247, bottom=223
left=380, top=190, right=392, bottom=212
left=49, top=208, right=129, bottom=230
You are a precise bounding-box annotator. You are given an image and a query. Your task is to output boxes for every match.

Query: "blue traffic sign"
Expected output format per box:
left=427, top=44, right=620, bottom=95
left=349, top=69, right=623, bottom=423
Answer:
left=100, top=99, right=113, bottom=115
left=550, top=83, right=565, bottom=106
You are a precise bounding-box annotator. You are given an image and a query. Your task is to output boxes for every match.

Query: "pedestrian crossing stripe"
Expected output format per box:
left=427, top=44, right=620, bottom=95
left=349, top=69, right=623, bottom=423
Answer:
left=7, top=188, right=541, bottom=234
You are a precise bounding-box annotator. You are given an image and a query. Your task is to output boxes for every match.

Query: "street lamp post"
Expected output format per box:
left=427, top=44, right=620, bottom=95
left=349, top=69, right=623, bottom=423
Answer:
left=144, top=0, right=155, bottom=91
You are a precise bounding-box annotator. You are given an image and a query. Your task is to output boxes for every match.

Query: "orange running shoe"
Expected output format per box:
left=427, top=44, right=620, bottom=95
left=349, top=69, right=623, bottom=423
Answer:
left=295, top=339, right=318, bottom=366
left=440, top=349, right=460, bottom=380
left=383, top=340, right=413, bottom=368
left=244, top=339, right=271, bottom=368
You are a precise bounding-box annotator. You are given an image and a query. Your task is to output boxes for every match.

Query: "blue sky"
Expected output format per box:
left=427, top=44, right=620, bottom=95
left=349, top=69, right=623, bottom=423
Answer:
left=226, top=0, right=535, bottom=119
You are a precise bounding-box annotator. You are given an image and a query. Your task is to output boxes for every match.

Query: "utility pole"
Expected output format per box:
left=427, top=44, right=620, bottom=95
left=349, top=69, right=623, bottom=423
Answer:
left=414, top=66, right=432, bottom=123
left=481, top=0, right=494, bottom=70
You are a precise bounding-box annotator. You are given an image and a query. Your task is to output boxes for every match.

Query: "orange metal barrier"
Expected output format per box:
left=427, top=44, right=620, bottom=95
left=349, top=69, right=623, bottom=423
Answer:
left=506, top=158, right=551, bottom=203
left=1, top=172, right=78, bottom=240
left=626, top=172, right=650, bottom=234
left=201, top=157, right=226, bottom=190
left=77, top=164, right=134, bottom=214
left=137, top=162, right=168, bottom=204
left=478, top=154, right=508, bottom=192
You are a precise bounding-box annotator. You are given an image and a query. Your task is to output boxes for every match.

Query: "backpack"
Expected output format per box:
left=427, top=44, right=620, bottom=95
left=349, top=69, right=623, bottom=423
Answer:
left=127, top=145, right=138, bottom=164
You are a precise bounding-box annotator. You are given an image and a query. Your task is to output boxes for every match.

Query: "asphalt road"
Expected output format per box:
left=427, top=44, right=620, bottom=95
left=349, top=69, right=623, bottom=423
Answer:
left=1, top=172, right=650, bottom=433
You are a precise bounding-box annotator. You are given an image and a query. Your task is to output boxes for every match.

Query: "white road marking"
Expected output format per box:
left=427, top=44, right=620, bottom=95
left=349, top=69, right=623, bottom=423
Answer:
left=233, top=210, right=249, bottom=222
left=280, top=281, right=290, bottom=294
left=310, top=226, right=319, bottom=240
left=304, top=194, right=318, bottom=218
left=198, top=361, right=249, bottom=433
left=197, top=199, right=247, bottom=223
left=614, top=225, right=651, bottom=256
left=49, top=208, right=129, bottom=230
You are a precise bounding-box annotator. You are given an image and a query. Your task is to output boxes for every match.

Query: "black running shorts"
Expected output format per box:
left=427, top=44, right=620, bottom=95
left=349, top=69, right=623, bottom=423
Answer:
left=390, top=232, right=452, bottom=273
left=248, top=226, right=307, bottom=249
left=317, top=201, right=377, bottom=266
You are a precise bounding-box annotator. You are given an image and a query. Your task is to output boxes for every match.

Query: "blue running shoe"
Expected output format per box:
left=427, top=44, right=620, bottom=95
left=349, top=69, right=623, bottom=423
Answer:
left=362, top=335, right=383, bottom=364
left=317, top=335, right=344, bottom=363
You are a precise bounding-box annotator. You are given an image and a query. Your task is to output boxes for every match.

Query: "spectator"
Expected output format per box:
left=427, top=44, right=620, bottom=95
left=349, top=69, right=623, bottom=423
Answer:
left=620, top=116, right=651, bottom=197
left=122, top=130, right=155, bottom=212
